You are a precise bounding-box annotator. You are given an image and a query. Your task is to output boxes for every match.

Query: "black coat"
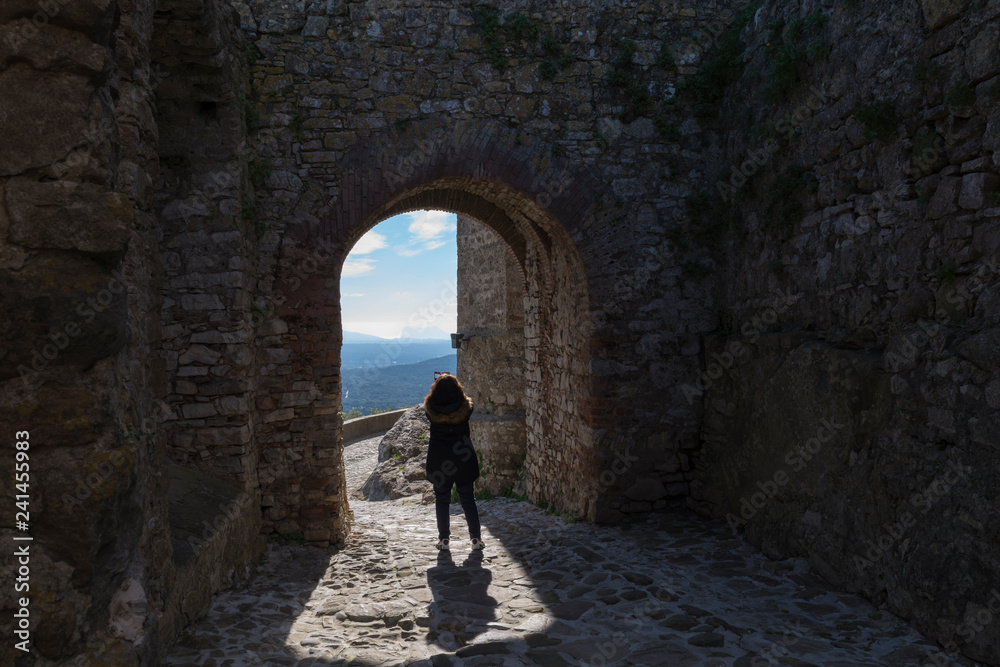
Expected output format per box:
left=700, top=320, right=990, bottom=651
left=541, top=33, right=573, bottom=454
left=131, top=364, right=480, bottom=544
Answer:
left=424, top=395, right=480, bottom=486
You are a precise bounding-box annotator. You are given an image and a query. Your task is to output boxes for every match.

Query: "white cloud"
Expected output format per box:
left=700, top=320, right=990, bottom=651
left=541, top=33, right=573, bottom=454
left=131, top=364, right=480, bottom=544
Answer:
left=342, top=258, right=376, bottom=277
left=344, top=292, right=365, bottom=297
left=396, top=210, right=456, bottom=256
left=409, top=210, right=453, bottom=240
left=351, top=230, right=388, bottom=255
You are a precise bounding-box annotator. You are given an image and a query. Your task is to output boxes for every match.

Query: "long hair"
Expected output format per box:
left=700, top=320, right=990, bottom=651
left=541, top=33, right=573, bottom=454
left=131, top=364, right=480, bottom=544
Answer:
left=425, top=373, right=466, bottom=404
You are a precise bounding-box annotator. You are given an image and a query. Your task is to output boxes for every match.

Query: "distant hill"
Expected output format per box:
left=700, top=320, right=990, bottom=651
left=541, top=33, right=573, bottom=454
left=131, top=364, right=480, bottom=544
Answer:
left=399, top=325, right=451, bottom=340
left=342, top=354, right=457, bottom=415
left=342, top=330, right=390, bottom=343
left=340, top=340, right=455, bottom=369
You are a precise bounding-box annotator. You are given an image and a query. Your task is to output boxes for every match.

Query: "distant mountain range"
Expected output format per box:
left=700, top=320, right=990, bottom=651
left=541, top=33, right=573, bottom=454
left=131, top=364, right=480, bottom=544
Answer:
left=400, top=326, right=451, bottom=340
left=340, top=329, right=457, bottom=414
left=342, top=330, right=390, bottom=343
left=341, top=327, right=452, bottom=344
left=342, top=354, right=457, bottom=415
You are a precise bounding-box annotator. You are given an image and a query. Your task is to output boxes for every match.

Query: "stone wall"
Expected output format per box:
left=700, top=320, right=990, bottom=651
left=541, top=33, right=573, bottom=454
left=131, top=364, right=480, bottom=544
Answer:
left=456, top=214, right=527, bottom=495
left=0, top=0, right=169, bottom=662
left=0, top=0, right=267, bottom=663
left=7, top=0, right=999, bottom=663
left=342, top=407, right=407, bottom=442
left=231, top=0, right=747, bottom=540
left=695, top=1, right=1000, bottom=663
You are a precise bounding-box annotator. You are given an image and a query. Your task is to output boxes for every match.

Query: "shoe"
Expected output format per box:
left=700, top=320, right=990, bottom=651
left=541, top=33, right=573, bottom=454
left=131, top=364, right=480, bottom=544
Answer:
left=436, top=538, right=450, bottom=550
left=471, top=537, right=485, bottom=551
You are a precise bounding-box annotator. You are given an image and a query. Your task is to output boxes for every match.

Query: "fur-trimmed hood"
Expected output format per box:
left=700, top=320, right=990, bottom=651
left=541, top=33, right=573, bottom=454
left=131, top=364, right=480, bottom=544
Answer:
left=424, top=396, right=473, bottom=424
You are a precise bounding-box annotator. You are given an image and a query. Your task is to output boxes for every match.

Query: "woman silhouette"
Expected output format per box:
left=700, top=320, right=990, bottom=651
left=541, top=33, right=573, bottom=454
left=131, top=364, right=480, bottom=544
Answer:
left=423, top=374, right=484, bottom=551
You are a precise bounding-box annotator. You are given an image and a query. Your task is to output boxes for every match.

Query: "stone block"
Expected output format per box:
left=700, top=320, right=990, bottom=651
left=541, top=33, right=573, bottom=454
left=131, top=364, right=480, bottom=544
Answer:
left=304, top=529, right=330, bottom=542
left=665, top=482, right=689, bottom=496
left=967, top=28, right=1000, bottom=82
left=280, top=391, right=317, bottom=407
left=448, top=8, right=473, bottom=25
left=218, top=396, right=248, bottom=415
left=958, top=173, right=1000, bottom=209
left=175, top=381, right=198, bottom=395
left=0, top=0, right=118, bottom=40
left=179, top=344, right=222, bottom=365
left=258, top=319, right=289, bottom=335
left=181, top=295, right=225, bottom=310
left=927, top=177, right=962, bottom=219
left=195, top=426, right=250, bottom=447
left=261, top=348, right=291, bottom=363
left=972, top=221, right=1000, bottom=258
left=620, top=500, right=652, bottom=513
left=302, top=15, right=328, bottom=37
left=0, top=70, right=97, bottom=177
left=181, top=403, right=218, bottom=419
left=190, top=330, right=248, bottom=344
left=624, top=476, right=666, bottom=502
left=264, top=408, right=295, bottom=423
left=0, top=21, right=108, bottom=74
left=970, top=416, right=1000, bottom=449
left=920, top=0, right=969, bottom=30
left=958, top=329, right=1000, bottom=372
left=976, top=283, right=1000, bottom=323
left=7, top=179, right=133, bottom=254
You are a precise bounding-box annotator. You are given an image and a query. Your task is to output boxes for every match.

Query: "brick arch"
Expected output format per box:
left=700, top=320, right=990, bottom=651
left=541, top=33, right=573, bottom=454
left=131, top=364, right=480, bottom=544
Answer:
left=291, top=118, right=607, bottom=274
left=260, top=122, right=606, bottom=546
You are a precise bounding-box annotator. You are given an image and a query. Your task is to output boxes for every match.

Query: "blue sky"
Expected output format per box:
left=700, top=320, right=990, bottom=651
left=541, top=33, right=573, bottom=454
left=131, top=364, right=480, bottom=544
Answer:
left=341, top=210, right=457, bottom=339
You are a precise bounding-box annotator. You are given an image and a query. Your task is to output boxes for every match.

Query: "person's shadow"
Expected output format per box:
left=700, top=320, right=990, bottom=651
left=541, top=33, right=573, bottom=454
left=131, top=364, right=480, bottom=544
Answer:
left=425, top=549, right=498, bottom=651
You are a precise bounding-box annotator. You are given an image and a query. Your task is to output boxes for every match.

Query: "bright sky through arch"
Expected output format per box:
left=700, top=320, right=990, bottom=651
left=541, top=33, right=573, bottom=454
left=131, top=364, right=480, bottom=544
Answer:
left=340, top=210, right=458, bottom=340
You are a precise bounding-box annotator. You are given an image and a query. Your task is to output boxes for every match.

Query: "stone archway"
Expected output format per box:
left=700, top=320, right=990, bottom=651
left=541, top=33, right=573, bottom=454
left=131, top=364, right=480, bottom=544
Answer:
left=253, top=122, right=605, bottom=547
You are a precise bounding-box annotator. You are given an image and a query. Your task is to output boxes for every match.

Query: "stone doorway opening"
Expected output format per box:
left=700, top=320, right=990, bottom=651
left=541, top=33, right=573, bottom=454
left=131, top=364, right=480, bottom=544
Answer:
left=337, top=210, right=463, bottom=421
left=337, top=207, right=531, bottom=503
left=259, top=166, right=598, bottom=549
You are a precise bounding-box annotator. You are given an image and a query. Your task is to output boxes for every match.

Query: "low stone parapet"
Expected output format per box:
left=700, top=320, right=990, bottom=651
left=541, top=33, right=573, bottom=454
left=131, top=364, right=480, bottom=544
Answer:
left=343, top=408, right=410, bottom=444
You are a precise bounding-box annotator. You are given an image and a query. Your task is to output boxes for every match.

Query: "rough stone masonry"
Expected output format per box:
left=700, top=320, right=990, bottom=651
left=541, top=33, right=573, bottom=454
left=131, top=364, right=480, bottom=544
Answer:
left=0, top=0, right=997, bottom=665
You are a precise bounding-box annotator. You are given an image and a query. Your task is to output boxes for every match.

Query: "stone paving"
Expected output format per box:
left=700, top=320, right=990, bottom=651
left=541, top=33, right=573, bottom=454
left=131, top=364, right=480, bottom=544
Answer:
left=165, top=435, right=980, bottom=666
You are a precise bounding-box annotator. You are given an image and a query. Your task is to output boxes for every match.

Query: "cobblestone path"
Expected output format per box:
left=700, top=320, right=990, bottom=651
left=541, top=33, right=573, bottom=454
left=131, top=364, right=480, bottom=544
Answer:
left=166, top=435, right=977, bottom=666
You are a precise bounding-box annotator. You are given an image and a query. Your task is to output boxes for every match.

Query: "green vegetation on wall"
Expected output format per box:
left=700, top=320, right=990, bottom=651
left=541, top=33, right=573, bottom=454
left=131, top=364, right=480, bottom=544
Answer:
left=684, top=0, right=763, bottom=118
left=761, top=9, right=830, bottom=102
left=471, top=7, right=574, bottom=80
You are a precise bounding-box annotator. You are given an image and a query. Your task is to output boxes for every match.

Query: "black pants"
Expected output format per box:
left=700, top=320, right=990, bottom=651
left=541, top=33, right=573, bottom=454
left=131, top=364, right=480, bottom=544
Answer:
left=433, top=480, right=481, bottom=541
